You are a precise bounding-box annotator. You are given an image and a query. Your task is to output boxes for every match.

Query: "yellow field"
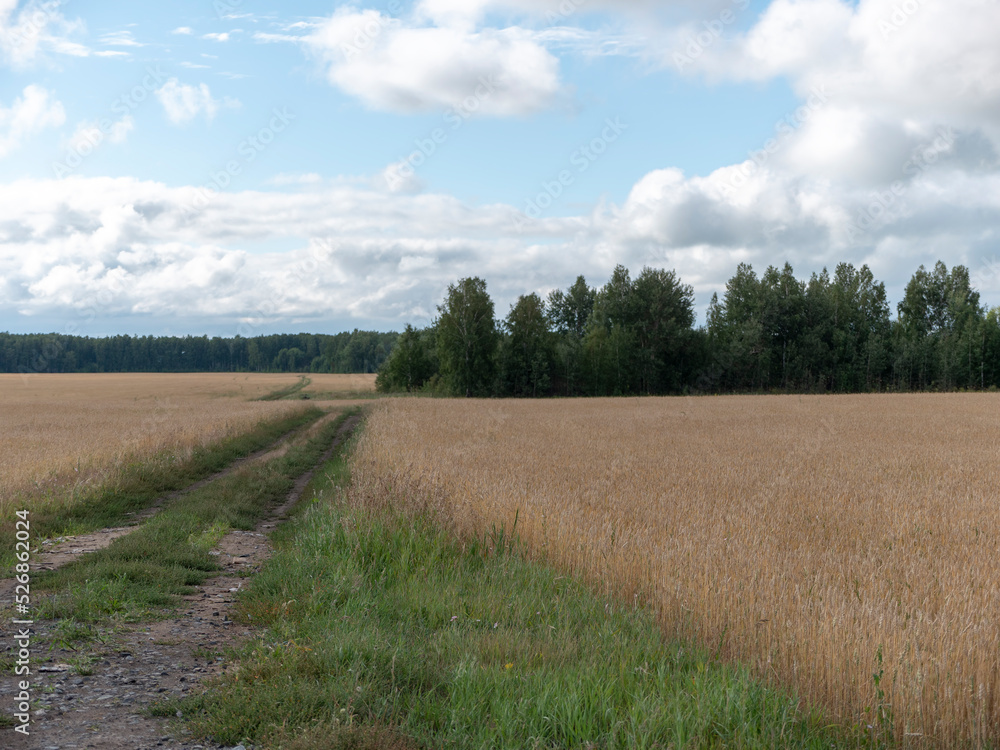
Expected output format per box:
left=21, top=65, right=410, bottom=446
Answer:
left=0, top=373, right=370, bottom=513
left=303, top=373, right=377, bottom=395
left=352, top=394, right=1000, bottom=745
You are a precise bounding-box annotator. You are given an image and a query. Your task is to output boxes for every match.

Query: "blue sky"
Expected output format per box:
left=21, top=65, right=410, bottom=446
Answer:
left=1, top=0, right=999, bottom=337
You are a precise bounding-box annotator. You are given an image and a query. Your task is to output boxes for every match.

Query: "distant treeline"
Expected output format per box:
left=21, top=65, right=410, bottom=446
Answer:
left=377, top=260, right=1000, bottom=396
left=0, top=330, right=398, bottom=375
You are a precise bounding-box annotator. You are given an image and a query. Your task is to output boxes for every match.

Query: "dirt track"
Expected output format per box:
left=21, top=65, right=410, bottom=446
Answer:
left=0, top=414, right=361, bottom=750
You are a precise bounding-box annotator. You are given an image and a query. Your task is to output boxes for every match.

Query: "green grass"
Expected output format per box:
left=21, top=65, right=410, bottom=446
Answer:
left=176, top=439, right=869, bottom=750
left=300, top=389, right=381, bottom=402
left=257, top=375, right=311, bottom=401
left=33, top=409, right=359, bottom=623
left=1, top=407, right=324, bottom=571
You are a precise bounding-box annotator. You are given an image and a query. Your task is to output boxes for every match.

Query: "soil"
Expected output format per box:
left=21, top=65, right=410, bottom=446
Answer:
left=0, top=414, right=334, bottom=603
left=0, top=414, right=361, bottom=750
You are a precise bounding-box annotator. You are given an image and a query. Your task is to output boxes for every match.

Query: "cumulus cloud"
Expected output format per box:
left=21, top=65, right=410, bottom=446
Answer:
left=379, top=159, right=426, bottom=194
left=155, top=79, right=238, bottom=125
left=267, top=172, right=324, bottom=187
left=100, top=30, right=143, bottom=47
left=0, top=176, right=555, bottom=327
left=304, top=7, right=562, bottom=116
left=0, top=84, right=65, bottom=158
left=416, top=0, right=718, bottom=27
left=664, top=0, right=1000, bottom=188
left=66, top=114, right=134, bottom=155
left=3, top=0, right=1000, bottom=333
left=1, top=164, right=999, bottom=333
left=0, top=0, right=83, bottom=66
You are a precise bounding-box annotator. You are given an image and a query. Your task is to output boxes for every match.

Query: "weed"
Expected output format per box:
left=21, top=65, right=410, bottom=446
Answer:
left=350, top=395, right=1000, bottom=745
left=179, top=436, right=859, bottom=750
left=33, top=410, right=360, bottom=622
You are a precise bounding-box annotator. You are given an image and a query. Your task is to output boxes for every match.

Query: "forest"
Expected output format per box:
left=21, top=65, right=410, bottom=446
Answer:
left=5, top=260, right=999, bottom=395
left=0, top=329, right=397, bottom=376
left=376, top=260, right=1000, bottom=396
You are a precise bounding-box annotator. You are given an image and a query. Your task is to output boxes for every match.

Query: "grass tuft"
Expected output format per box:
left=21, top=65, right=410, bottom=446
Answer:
left=33, top=409, right=360, bottom=622
left=177, top=439, right=863, bottom=750
left=2, top=407, right=323, bottom=571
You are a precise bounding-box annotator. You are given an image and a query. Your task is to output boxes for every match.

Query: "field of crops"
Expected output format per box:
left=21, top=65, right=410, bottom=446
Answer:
left=352, top=394, right=1000, bottom=745
left=0, top=373, right=374, bottom=514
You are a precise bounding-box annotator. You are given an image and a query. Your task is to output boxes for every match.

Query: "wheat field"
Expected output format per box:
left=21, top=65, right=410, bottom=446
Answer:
left=0, top=373, right=370, bottom=514
left=352, top=394, right=1000, bottom=746
left=303, top=373, right=377, bottom=395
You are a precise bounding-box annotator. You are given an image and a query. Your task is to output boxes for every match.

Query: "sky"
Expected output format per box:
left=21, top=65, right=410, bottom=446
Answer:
left=1, top=0, right=999, bottom=337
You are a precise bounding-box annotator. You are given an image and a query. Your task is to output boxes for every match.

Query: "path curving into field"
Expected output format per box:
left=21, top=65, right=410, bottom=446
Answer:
left=1, top=414, right=361, bottom=750
left=10, top=412, right=336, bottom=582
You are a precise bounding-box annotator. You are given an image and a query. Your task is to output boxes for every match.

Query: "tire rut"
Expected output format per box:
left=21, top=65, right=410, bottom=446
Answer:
left=1, top=415, right=361, bottom=750
left=13, top=416, right=325, bottom=581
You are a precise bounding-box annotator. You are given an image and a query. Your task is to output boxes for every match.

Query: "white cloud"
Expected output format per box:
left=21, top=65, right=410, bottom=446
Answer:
left=155, top=79, right=238, bottom=125
left=1, top=165, right=999, bottom=331
left=100, top=30, right=143, bottom=47
left=253, top=31, right=302, bottom=43
left=66, top=114, right=134, bottom=155
left=202, top=31, right=230, bottom=42
left=3, top=0, right=1000, bottom=331
left=268, top=172, right=324, bottom=186
left=0, top=84, right=65, bottom=158
left=0, top=0, right=87, bottom=67
left=665, top=0, right=1000, bottom=185
left=172, top=26, right=193, bottom=35
left=415, top=0, right=705, bottom=27
left=305, top=8, right=562, bottom=116
left=379, top=160, right=426, bottom=194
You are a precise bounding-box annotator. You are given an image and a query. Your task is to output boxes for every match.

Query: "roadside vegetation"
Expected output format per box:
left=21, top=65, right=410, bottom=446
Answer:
left=257, top=374, right=311, bottom=401
left=0, top=373, right=325, bottom=527
left=1, top=407, right=323, bottom=570
left=173, top=428, right=867, bottom=750
left=32, top=410, right=358, bottom=622
left=352, top=396, right=1000, bottom=746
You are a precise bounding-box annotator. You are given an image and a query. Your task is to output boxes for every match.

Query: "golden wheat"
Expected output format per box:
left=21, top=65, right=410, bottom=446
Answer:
left=303, top=373, right=377, bottom=395
left=0, top=373, right=345, bottom=514
left=352, top=394, right=1000, bottom=746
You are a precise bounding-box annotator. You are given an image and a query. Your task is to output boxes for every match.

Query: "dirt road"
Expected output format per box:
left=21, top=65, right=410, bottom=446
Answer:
left=1, top=415, right=361, bottom=750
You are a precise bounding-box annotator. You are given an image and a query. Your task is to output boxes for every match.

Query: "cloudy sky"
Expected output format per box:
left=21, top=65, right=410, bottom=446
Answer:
left=1, top=0, right=999, bottom=337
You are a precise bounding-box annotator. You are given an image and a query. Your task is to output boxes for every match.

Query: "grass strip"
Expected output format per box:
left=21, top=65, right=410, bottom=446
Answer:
left=1, top=407, right=324, bottom=573
left=175, top=438, right=870, bottom=750
left=257, top=375, right=311, bottom=401
left=33, top=409, right=359, bottom=623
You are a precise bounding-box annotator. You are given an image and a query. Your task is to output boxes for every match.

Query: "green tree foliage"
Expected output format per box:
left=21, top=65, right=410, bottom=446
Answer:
left=0, top=330, right=397, bottom=374
left=10, top=259, right=1000, bottom=395
left=708, top=261, right=897, bottom=392
left=706, top=263, right=769, bottom=390
left=547, top=276, right=595, bottom=395
left=983, top=307, right=1000, bottom=389
left=547, top=276, right=595, bottom=339
left=500, top=293, right=556, bottom=397
left=632, top=266, right=696, bottom=393
left=376, top=324, right=436, bottom=392
left=895, top=262, right=984, bottom=390
left=436, top=277, right=499, bottom=397
left=582, top=268, right=638, bottom=396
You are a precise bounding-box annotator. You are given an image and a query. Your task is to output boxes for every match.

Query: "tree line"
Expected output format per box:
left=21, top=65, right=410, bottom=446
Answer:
left=0, top=330, right=398, bottom=375
left=377, top=261, right=1000, bottom=396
